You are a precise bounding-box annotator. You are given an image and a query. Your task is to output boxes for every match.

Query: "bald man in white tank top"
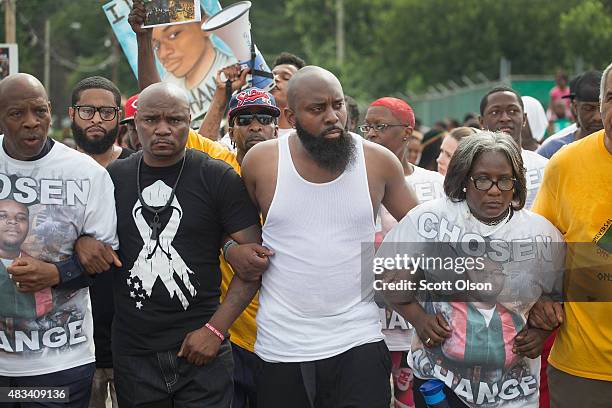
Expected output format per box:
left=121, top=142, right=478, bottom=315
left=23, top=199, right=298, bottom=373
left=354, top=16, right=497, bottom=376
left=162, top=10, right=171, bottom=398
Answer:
left=241, top=66, right=420, bottom=408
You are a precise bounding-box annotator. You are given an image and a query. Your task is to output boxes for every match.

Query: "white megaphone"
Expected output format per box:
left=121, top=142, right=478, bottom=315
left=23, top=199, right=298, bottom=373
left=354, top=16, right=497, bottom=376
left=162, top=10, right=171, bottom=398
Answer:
left=202, top=1, right=275, bottom=92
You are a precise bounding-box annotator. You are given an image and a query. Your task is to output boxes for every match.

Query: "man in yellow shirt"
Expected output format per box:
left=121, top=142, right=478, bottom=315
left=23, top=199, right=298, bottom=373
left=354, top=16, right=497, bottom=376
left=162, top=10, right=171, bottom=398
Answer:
left=189, top=87, right=279, bottom=408
left=531, top=61, right=612, bottom=407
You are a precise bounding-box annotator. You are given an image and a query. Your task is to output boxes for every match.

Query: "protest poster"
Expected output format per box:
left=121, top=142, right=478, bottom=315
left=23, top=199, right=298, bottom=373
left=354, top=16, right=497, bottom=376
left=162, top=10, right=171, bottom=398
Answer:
left=142, top=0, right=202, bottom=29
left=103, top=0, right=236, bottom=121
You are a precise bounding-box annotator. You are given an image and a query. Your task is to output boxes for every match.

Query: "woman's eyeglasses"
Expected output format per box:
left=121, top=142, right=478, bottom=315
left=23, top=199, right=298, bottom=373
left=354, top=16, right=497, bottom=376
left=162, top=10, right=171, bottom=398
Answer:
left=358, top=123, right=408, bottom=133
left=469, top=176, right=516, bottom=191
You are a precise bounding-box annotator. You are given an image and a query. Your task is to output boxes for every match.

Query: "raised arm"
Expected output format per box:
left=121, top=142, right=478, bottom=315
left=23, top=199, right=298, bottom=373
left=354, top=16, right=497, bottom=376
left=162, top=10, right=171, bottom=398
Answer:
left=128, top=0, right=161, bottom=90
left=198, top=64, right=249, bottom=141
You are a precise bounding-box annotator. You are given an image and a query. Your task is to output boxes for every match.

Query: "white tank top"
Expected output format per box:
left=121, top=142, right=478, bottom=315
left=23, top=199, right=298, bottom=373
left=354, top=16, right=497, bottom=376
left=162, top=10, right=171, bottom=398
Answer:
left=255, top=134, right=383, bottom=362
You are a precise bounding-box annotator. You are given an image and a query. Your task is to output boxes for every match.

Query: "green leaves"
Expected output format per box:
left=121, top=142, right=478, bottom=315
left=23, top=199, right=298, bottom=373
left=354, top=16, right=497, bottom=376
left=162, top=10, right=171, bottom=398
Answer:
left=246, top=0, right=610, bottom=103
left=2, top=0, right=610, bottom=119
left=560, top=0, right=612, bottom=69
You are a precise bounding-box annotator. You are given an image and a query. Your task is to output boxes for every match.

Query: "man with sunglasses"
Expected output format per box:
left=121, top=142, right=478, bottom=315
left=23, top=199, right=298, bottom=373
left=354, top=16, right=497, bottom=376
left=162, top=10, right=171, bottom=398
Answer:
left=214, top=87, right=279, bottom=408
left=228, top=87, right=280, bottom=164
left=190, top=84, right=280, bottom=408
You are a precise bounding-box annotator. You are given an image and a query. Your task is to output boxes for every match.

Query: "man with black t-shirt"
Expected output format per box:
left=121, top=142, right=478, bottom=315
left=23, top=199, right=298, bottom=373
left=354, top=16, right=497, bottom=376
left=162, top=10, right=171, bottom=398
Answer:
left=107, top=82, right=269, bottom=407
left=69, top=76, right=133, bottom=408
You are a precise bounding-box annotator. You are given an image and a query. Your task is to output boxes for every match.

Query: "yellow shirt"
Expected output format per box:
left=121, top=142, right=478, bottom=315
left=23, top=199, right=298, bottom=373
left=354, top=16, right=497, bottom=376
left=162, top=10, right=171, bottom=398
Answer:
left=186, top=130, right=258, bottom=352
left=532, top=130, right=612, bottom=381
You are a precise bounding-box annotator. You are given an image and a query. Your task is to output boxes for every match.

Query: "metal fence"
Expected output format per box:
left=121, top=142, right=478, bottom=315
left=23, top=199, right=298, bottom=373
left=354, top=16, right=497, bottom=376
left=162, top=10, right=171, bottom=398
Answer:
left=405, top=76, right=555, bottom=127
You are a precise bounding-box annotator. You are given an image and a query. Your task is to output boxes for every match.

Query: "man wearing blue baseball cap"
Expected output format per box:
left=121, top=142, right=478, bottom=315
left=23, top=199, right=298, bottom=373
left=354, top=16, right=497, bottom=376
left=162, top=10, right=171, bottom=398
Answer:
left=228, top=87, right=280, bottom=164
left=215, top=86, right=279, bottom=408
left=178, top=84, right=281, bottom=408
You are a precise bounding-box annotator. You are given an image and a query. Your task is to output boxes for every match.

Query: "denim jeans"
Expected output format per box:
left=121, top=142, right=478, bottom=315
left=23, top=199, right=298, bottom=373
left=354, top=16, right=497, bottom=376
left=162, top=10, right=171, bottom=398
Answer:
left=0, top=362, right=95, bottom=408
left=231, top=343, right=258, bottom=408
left=88, top=368, right=117, bottom=408
left=113, top=340, right=233, bottom=408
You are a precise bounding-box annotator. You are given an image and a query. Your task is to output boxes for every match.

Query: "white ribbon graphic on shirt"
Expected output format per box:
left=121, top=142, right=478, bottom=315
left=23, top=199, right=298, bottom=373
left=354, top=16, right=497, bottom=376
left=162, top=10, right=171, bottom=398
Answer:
left=129, top=180, right=196, bottom=310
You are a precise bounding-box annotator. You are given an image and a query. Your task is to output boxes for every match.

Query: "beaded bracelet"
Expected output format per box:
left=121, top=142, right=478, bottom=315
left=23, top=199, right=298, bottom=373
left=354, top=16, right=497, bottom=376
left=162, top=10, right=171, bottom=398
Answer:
left=222, top=239, right=238, bottom=256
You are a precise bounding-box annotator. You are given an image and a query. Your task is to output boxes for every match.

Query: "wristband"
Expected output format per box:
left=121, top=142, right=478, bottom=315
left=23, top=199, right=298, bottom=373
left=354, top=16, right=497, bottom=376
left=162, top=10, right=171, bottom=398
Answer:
left=205, top=322, right=225, bottom=342
left=222, top=239, right=238, bottom=256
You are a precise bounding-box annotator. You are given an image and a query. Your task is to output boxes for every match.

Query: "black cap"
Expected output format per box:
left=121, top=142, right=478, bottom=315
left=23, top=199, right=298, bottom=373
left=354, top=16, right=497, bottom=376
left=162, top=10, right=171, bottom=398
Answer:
left=561, top=73, right=582, bottom=100
left=574, top=70, right=602, bottom=102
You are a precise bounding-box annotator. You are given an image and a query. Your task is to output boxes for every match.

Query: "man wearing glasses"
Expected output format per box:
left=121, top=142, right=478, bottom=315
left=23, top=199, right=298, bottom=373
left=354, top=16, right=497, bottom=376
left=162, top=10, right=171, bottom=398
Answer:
left=70, top=76, right=134, bottom=167
left=227, top=87, right=280, bottom=165
left=69, top=76, right=134, bottom=408
left=361, top=97, right=444, bottom=408
left=218, top=87, right=280, bottom=408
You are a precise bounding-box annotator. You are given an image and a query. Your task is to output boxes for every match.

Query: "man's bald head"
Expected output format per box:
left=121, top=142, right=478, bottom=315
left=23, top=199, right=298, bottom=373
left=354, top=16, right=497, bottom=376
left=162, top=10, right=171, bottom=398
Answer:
left=284, top=65, right=352, bottom=174
left=0, top=73, right=48, bottom=108
left=287, top=66, right=343, bottom=111
left=0, top=74, right=52, bottom=160
left=134, top=82, right=192, bottom=167
left=138, top=82, right=190, bottom=113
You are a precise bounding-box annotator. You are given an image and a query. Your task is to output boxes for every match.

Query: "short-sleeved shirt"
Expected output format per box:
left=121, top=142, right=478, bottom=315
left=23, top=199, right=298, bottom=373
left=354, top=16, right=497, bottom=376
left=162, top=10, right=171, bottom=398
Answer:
left=521, top=149, right=548, bottom=209
left=90, top=147, right=134, bottom=368
left=186, top=130, right=260, bottom=352
left=532, top=130, right=612, bottom=381
left=0, top=136, right=118, bottom=376
left=108, top=149, right=259, bottom=355
left=378, top=198, right=565, bottom=407
left=536, top=131, right=575, bottom=159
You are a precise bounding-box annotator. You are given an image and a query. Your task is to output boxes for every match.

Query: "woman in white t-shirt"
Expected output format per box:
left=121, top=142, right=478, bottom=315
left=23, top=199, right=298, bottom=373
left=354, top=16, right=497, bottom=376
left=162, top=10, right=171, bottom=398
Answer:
left=377, top=130, right=564, bottom=408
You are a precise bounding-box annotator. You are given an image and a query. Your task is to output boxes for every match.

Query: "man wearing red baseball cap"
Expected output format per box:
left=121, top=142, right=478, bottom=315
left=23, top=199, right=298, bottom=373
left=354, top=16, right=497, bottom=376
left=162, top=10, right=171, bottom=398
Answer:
left=120, top=93, right=140, bottom=151
left=69, top=76, right=134, bottom=408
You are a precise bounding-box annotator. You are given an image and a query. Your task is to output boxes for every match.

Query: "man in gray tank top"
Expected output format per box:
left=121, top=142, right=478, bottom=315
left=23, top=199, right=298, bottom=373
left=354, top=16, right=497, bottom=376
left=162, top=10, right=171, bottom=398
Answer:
left=241, top=66, right=420, bottom=408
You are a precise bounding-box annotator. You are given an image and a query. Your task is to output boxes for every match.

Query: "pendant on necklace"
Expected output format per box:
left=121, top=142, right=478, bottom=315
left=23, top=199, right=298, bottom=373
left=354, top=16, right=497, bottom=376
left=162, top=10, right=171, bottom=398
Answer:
left=150, top=213, right=162, bottom=240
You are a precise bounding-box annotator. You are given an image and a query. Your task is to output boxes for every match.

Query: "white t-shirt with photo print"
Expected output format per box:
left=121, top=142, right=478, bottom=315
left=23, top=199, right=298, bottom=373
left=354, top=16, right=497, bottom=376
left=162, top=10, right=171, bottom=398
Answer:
left=378, top=165, right=445, bottom=351
left=378, top=197, right=564, bottom=408
left=0, top=137, right=118, bottom=376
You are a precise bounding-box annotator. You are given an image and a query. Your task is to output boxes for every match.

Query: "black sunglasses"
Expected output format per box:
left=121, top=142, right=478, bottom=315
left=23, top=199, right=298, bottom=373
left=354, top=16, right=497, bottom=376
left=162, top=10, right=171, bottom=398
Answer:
left=235, top=114, right=275, bottom=127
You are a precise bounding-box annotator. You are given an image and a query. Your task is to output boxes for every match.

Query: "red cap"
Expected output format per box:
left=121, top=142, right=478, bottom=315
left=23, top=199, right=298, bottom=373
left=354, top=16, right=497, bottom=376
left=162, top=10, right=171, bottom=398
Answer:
left=121, top=94, right=139, bottom=123
left=369, top=97, right=415, bottom=128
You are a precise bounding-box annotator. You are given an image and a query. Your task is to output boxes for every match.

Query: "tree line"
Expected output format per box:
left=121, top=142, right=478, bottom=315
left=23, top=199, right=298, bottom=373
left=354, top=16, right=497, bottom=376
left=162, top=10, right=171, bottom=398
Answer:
left=1, top=0, right=609, bottom=120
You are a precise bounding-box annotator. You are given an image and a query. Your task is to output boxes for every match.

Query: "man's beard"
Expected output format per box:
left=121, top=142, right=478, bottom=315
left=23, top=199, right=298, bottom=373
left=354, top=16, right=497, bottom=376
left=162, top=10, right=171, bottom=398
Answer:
left=295, top=121, right=355, bottom=173
left=72, top=122, right=118, bottom=155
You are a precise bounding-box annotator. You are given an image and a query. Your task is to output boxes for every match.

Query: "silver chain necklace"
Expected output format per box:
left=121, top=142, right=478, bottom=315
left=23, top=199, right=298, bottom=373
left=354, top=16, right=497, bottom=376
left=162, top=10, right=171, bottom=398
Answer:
left=478, top=207, right=511, bottom=226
